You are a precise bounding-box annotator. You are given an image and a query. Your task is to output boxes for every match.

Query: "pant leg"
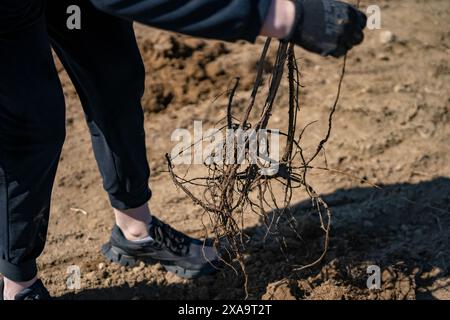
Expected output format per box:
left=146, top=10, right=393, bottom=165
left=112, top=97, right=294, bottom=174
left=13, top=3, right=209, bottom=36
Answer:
left=45, top=0, right=151, bottom=210
left=0, top=3, right=66, bottom=281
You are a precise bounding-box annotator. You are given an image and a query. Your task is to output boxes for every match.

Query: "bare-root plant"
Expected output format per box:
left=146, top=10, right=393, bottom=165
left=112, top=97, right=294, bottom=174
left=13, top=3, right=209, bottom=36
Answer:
left=166, top=36, right=351, bottom=296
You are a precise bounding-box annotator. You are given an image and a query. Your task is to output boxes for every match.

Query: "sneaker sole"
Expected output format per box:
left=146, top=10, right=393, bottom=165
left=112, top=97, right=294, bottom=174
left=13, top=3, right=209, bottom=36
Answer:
left=101, top=243, right=220, bottom=279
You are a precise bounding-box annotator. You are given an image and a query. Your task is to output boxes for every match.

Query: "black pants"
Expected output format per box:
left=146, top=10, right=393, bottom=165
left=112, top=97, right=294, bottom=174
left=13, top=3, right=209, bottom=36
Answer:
left=0, top=0, right=151, bottom=281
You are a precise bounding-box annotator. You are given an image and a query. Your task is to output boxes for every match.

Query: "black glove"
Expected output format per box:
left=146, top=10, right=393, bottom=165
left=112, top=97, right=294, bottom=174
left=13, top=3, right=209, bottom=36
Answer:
left=285, top=0, right=367, bottom=57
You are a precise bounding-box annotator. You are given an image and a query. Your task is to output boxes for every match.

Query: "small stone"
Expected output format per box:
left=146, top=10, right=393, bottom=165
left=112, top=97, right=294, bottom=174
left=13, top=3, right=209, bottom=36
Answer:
left=132, top=266, right=143, bottom=273
left=97, top=263, right=105, bottom=270
left=85, top=271, right=96, bottom=281
left=394, top=84, right=407, bottom=93
left=99, top=270, right=109, bottom=279
left=136, top=275, right=145, bottom=282
left=422, top=267, right=443, bottom=279
left=379, top=30, right=396, bottom=44
left=418, top=122, right=436, bottom=139
left=376, top=53, right=390, bottom=61
left=412, top=267, right=421, bottom=276
left=262, top=282, right=296, bottom=300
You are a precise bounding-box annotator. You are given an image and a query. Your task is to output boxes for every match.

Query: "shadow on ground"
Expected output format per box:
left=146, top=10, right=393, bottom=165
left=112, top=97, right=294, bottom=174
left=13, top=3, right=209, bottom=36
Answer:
left=59, top=177, right=450, bottom=300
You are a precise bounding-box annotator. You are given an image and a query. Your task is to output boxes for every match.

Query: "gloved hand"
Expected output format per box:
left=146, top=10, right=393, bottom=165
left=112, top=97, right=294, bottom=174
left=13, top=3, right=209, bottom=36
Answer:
left=284, top=0, right=367, bottom=57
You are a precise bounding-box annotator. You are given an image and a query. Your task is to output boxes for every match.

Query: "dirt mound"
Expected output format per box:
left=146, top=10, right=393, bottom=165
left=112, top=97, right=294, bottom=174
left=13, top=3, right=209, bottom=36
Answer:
left=137, top=31, right=265, bottom=113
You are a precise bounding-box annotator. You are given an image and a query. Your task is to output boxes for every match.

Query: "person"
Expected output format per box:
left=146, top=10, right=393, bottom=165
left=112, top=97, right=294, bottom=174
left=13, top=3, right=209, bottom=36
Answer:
left=0, top=0, right=366, bottom=300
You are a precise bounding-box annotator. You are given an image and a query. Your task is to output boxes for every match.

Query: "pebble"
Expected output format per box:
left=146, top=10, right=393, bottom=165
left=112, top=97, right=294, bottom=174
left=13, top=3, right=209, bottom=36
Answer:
left=379, top=30, right=396, bottom=44
left=393, top=84, right=403, bottom=93
left=99, top=270, right=108, bottom=279
left=132, top=266, right=143, bottom=273
left=376, top=53, right=390, bottom=61
left=97, top=262, right=105, bottom=270
left=421, top=267, right=443, bottom=279
left=136, top=275, right=145, bottom=282
left=394, top=84, right=412, bottom=93
left=85, top=271, right=96, bottom=281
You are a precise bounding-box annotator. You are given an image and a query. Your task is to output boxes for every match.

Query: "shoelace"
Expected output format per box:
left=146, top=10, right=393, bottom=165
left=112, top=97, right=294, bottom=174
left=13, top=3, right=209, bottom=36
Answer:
left=150, top=220, right=190, bottom=256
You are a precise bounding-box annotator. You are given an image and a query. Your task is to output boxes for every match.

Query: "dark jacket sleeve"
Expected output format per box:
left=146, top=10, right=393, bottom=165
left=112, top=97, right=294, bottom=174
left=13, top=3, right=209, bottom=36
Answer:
left=90, top=0, right=272, bottom=42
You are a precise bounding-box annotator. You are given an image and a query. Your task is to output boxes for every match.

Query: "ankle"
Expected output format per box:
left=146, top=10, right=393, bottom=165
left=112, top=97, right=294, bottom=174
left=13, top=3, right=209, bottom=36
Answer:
left=3, top=276, right=38, bottom=300
left=113, top=203, right=152, bottom=241
left=118, top=224, right=150, bottom=240
left=114, top=203, right=152, bottom=240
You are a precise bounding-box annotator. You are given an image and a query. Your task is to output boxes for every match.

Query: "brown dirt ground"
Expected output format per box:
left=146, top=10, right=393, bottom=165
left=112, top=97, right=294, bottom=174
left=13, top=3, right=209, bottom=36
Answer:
left=41, top=0, right=449, bottom=300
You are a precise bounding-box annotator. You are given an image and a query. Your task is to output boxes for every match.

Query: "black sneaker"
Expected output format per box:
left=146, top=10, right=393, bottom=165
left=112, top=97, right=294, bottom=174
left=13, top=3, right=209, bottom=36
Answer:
left=101, top=217, right=224, bottom=279
left=0, top=279, right=51, bottom=300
